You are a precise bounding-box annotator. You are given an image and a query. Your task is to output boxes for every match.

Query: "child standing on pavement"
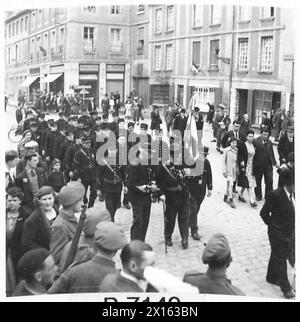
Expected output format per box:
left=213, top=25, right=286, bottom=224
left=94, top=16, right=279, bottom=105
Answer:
left=222, top=137, right=238, bottom=209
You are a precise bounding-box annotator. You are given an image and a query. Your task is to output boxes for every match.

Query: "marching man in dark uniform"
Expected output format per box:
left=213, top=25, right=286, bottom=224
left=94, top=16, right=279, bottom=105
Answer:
left=98, top=145, right=127, bottom=221
left=64, top=134, right=82, bottom=182
left=185, top=147, right=212, bottom=241
left=126, top=146, right=159, bottom=241
left=156, top=141, right=189, bottom=249
left=73, top=137, right=98, bottom=208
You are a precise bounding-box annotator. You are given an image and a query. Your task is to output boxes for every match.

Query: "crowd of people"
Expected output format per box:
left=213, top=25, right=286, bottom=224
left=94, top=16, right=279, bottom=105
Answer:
left=5, top=92, right=295, bottom=299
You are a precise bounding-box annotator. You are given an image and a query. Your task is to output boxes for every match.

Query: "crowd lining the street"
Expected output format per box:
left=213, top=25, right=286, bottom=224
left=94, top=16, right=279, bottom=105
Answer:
left=5, top=90, right=295, bottom=299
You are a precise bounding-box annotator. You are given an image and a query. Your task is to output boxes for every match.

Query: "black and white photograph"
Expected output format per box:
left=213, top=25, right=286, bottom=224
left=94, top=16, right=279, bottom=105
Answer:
left=2, top=0, right=297, bottom=303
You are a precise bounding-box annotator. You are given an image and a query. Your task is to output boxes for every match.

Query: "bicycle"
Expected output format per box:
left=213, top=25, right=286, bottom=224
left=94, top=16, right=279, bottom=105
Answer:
left=8, top=121, right=23, bottom=143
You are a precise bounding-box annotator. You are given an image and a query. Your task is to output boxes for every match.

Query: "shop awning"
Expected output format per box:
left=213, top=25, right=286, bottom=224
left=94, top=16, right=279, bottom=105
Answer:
left=41, top=73, right=63, bottom=83
left=20, top=76, right=39, bottom=87
left=79, top=74, right=98, bottom=80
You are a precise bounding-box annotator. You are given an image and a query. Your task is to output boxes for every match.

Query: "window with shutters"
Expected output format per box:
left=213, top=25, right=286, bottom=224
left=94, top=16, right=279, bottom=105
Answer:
left=166, top=6, right=174, bottom=32
left=193, top=5, right=203, bottom=27
left=154, top=46, right=162, bottom=71
left=260, top=36, right=273, bottom=72
left=261, top=6, right=275, bottom=19
left=210, top=5, right=222, bottom=25
left=111, top=5, right=120, bottom=15
left=209, top=39, right=219, bottom=70
left=155, top=8, right=162, bottom=33
left=192, top=41, right=201, bottom=67
left=165, top=44, right=173, bottom=70
left=83, top=27, right=95, bottom=52
left=238, top=6, right=251, bottom=21
left=110, top=28, right=121, bottom=50
left=238, top=38, right=249, bottom=71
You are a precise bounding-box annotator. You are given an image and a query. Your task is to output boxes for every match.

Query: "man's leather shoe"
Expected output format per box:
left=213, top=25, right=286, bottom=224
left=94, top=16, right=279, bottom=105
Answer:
left=283, top=290, right=295, bottom=299
left=166, top=239, right=173, bottom=247
left=182, top=238, right=188, bottom=249
left=238, top=196, right=246, bottom=203
left=191, top=232, right=201, bottom=241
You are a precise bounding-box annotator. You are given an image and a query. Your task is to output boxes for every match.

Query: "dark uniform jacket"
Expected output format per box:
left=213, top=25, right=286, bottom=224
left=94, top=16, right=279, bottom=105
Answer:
left=54, top=133, right=66, bottom=159
left=65, top=143, right=81, bottom=173
left=173, top=115, right=188, bottom=137
left=185, top=158, right=212, bottom=199
left=47, top=171, right=65, bottom=193
left=59, top=140, right=74, bottom=169
left=73, top=148, right=97, bottom=182
left=183, top=269, right=245, bottom=296
left=260, top=188, right=295, bottom=240
left=21, top=206, right=58, bottom=253
left=253, top=136, right=276, bottom=171
left=44, top=130, right=58, bottom=159
left=126, top=164, right=154, bottom=205
left=150, top=110, right=162, bottom=130
left=100, top=272, right=143, bottom=292
left=98, top=161, right=126, bottom=194
left=278, top=134, right=294, bottom=164
left=47, top=255, right=117, bottom=294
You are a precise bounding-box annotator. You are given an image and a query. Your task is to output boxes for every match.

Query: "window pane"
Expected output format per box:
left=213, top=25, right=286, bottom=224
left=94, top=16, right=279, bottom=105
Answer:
left=167, top=6, right=174, bottom=31
left=155, top=9, right=162, bottom=33
left=238, top=38, right=248, bottom=70
left=192, top=41, right=200, bottom=66
left=261, top=37, right=273, bottom=71
left=210, top=39, right=219, bottom=67
left=165, top=44, right=173, bottom=69
left=154, top=46, right=161, bottom=70
left=193, top=5, right=203, bottom=27
left=211, top=5, right=221, bottom=24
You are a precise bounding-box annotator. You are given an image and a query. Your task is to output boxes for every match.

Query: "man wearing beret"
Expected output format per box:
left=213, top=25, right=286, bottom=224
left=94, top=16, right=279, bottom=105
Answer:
left=73, top=137, right=98, bottom=208
left=59, top=206, right=111, bottom=271
left=48, top=221, right=127, bottom=293
left=183, top=233, right=244, bottom=296
left=50, top=181, right=86, bottom=265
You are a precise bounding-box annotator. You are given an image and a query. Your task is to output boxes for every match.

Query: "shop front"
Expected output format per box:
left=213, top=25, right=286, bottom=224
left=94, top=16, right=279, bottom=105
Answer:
left=41, top=65, right=64, bottom=94
left=79, top=64, right=99, bottom=107
left=106, top=64, right=125, bottom=103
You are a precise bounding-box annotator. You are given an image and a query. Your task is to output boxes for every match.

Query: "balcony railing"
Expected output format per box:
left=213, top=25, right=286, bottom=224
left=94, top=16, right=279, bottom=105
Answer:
left=110, top=42, right=123, bottom=52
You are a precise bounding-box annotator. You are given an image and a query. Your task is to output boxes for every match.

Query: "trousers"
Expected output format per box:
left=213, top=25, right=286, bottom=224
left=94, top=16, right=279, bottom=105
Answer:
left=130, top=203, right=151, bottom=241
left=255, top=167, right=273, bottom=199
left=82, top=179, right=97, bottom=208
left=189, top=191, right=205, bottom=234
left=104, top=193, right=121, bottom=222
left=267, top=228, right=292, bottom=293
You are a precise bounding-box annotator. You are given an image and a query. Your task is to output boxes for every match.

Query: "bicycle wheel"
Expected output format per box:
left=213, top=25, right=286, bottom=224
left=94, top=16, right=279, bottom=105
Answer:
left=8, top=128, right=23, bottom=143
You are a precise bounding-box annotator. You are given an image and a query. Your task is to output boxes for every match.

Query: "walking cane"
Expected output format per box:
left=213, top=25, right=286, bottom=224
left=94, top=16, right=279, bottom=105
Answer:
left=162, top=199, right=167, bottom=254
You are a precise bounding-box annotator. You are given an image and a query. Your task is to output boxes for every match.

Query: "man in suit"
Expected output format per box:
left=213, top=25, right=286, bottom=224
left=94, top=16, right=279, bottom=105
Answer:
left=253, top=126, right=278, bottom=201
left=221, top=120, right=244, bottom=149
left=99, top=240, right=155, bottom=292
left=15, top=151, right=47, bottom=213
left=278, top=126, right=294, bottom=165
left=101, top=93, right=110, bottom=119
left=260, top=111, right=272, bottom=136
left=173, top=108, right=188, bottom=139
left=260, top=169, right=295, bottom=299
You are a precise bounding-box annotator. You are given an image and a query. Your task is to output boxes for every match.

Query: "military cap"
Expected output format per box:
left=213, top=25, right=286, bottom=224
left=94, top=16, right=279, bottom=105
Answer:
left=202, top=233, right=231, bottom=264
left=58, top=181, right=85, bottom=207
left=287, top=126, right=294, bottom=133
left=17, top=248, right=51, bottom=280
left=36, top=186, right=55, bottom=199
left=83, top=206, right=111, bottom=236
left=194, top=106, right=200, bottom=112
left=180, top=108, right=186, bottom=113
left=219, top=104, right=225, bottom=109
left=94, top=221, right=127, bottom=251
left=127, top=122, right=135, bottom=128
left=140, top=123, right=148, bottom=130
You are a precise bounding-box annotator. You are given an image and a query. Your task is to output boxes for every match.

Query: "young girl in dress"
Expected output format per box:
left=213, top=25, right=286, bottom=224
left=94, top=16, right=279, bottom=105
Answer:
left=222, top=137, right=238, bottom=208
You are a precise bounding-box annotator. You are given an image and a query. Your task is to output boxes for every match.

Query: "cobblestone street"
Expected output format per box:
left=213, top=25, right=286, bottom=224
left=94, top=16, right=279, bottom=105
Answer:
left=5, top=105, right=291, bottom=300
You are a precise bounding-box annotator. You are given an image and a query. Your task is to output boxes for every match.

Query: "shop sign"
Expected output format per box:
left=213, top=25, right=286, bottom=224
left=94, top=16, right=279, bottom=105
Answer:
left=106, top=64, right=125, bottom=72
left=79, top=64, right=99, bottom=72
